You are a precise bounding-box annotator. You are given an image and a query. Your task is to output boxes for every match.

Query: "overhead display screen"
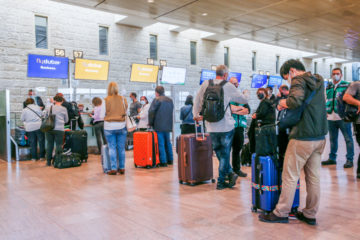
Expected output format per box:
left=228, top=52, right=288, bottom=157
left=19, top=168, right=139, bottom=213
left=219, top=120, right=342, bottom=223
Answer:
left=268, top=75, right=283, bottom=87
left=130, top=64, right=159, bottom=83
left=200, top=69, right=216, bottom=85
left=27, top=54, right=69, bottom=79
left=75, top=59, right=109, bottom=81
left=228, top=72, right=242, bottom=83
left=161, top=66, right=186, bottom=85
left=251, top=74, right=268, bottom=88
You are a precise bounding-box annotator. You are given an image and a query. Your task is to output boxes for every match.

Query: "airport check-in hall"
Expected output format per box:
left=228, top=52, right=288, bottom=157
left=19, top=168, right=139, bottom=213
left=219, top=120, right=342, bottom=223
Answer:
left=0, top=0, right=359, bottom=239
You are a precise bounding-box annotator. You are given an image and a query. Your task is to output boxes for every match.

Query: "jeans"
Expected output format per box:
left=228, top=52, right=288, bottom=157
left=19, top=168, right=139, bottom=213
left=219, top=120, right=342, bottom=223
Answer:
left=27, top=129, right=45, bottom=159
left=46, top=130, right=64, bottom=163
left=328, top=120, right=354, bottom=162
left=353, top=123, right=360, bottom=174
left=232, top=127, right=244, bottom=173
left=157, top=131, right=173, bottom=164
left=210, top=130, right=235, bottom=183
left=104, top=128, right=127, bottom=170
left=94, top=121, right=107, bottom=153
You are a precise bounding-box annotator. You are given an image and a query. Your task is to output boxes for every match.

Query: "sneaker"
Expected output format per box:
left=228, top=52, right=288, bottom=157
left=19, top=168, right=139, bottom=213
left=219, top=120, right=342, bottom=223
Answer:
left=321, top=159, right=336, bottom=166
left=259, top=212, right=289, bottom=223
left=235, top=170, right=247, bottom=178
left=107, top=170, right=117, bottom=175
left=343, top=161, right=353, bottom=168
left=296, top=212, right=316, bottom=225
left=118, top=169, right=125, bottom=175
left=39, top=158, right=45, bottom=161
left=228, top=172, right=239, bottom=188
left=216, top=182, right=230, bottom=190
left=31, top=159, right=37, bottom=162
left=159, top=163, right=168, bottom=167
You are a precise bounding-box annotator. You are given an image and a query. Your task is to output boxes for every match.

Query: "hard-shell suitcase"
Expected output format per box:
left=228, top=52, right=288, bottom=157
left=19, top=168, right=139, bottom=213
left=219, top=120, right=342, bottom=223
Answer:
left=251, top=154, right=299, bottom=213
left=64, top=130, right=88, bottom=162
left=133, top=131, right=160, bottom=168
left=176, top=122, right=215, bottom=185
left=101, top=144, right=111, bottom=173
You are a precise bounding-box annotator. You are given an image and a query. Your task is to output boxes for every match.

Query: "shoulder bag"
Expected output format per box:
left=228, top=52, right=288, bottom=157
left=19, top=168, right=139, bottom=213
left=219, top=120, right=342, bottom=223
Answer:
left=40, top=106, right=56, bottom=132
left=122, top=97, right=137, bottom=132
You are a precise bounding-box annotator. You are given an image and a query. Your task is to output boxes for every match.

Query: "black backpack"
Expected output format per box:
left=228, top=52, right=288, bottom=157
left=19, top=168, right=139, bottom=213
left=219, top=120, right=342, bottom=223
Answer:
left=337, top=88, right=358, bottom=122
left=201, top=79, right=228, bottom=122
left=70, top=101, right=80, bottom=118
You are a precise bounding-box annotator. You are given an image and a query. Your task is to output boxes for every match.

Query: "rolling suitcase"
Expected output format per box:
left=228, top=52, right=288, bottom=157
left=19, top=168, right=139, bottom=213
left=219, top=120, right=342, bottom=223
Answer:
left=251, top=154, right=299, bottom=213
left=176, top=122, right=215, bottom=185
left=64, top=130, right=88, bottom=162
left=133, top=131, right=160, bottom=168
left=101, top=144, right=111, bottom=173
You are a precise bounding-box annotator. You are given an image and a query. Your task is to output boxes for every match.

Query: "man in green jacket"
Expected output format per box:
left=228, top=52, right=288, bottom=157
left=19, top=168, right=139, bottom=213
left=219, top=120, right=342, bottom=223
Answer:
left=259, top=59, right=328, bottom=225
left=322, top=68, right=354, bottom=168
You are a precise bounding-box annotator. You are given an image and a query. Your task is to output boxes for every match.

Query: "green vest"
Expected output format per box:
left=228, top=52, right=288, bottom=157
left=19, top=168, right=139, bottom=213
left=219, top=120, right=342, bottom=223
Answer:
left=326, top=81, right=349, bottom=114
left=230, top=102, right=248, bottom=128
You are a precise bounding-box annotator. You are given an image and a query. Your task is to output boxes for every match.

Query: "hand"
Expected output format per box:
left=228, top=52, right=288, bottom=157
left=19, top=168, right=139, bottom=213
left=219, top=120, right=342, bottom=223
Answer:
left=277, top=92, right=281, bottom=97
left=279, top=99, right=288, bottom=109
left=137, top=116, right=140, bottom=119
left=277, top=105, right=285, bottom=111
left=194, top=116, right=203, bottom=122
left=252, top=113, right=257, bottom=119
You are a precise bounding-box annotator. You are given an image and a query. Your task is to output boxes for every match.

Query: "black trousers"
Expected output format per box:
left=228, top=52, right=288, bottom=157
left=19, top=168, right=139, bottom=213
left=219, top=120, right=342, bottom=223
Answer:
left=278, top=129, right=289, bottom=169
left=45, top=130, right=64, bottom=163
left=353, top=123, right=360, bottom=174
left=27, top=129, right=45, bottom=159
left=232, top=127, right=245, bottom=172
left=94, top=121, right=107, bottom=153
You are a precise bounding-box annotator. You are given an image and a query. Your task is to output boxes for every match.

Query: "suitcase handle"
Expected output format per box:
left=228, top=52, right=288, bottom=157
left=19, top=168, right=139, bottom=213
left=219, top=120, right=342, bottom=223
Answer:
left=195, top=121, right=205, bottom=141
left=259, top=172, right=263, bottom=195
left=183, top=152, right=187, bottom=167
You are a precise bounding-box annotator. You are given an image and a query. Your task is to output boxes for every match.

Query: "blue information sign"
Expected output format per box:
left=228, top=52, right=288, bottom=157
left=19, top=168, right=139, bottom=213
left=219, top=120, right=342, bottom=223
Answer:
left=200, top=69, right=216, bottom=85
left=228, top=72, right=242, bottom=83
left=27, top=54, right=69, bottom=79
left=268, top=75, right=283, bottom=87
left=251, top=74, right=268, bottom=88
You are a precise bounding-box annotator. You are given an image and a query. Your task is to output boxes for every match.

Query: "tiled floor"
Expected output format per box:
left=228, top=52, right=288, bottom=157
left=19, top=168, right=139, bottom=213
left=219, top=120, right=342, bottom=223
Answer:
left=0, top=136, right=359, bottom=240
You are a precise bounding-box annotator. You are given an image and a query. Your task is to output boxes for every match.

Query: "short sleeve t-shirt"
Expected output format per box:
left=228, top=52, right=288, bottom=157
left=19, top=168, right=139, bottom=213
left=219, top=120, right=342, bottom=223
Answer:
left=345, top=81, right=360, bottom=123
left=129, top=101, right=142, bottom=117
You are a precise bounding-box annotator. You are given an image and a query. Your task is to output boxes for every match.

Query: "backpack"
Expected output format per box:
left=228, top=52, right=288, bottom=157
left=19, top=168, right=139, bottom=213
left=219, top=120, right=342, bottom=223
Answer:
left=201, top=79, right=228, bottom=122
left=337, top=88, right=358, bottom=122
left=70, top=101, right=80, bottom=119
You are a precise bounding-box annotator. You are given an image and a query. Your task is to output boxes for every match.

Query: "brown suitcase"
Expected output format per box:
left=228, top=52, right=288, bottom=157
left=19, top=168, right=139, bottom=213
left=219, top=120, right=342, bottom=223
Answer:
left=176, top=122, right=215, bottom=185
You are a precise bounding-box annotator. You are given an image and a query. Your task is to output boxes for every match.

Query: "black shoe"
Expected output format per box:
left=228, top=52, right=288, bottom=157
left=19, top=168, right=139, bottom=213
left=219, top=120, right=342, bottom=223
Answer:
left=216, top=182, right=230, bottom=190
left=167, top=161, right=173, bottom=165
left=321, top=159, right=336, bottom=166
left=259, top=212, right=289, bottom=223
left=159, top=163, right=168, bottom=167
left=235, top=170, right=247, bottom=178
left=343, top=161, right=353, bottom=168
left=228, top=172, right=239, bottom=188
left=357, top=172, right=360, bottom=179
left=296, top=212, right=316, bottom=225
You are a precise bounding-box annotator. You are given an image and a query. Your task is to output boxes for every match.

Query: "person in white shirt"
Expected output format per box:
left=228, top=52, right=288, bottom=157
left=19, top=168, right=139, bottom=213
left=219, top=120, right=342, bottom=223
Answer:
left=137, top=96, right=150, bottom=131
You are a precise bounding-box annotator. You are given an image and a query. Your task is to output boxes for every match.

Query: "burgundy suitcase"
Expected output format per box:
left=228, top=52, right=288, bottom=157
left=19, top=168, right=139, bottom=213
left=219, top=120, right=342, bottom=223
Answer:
left=176, top=122, right=215, bottom=185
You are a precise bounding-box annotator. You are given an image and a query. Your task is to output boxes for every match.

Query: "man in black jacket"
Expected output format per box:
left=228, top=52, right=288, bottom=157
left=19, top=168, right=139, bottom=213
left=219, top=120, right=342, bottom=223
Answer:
left=148, top=86, right=174, bottom=167
left=259, top=59, right=328, bottom=225
left=23, top=89, right=45, bottom=110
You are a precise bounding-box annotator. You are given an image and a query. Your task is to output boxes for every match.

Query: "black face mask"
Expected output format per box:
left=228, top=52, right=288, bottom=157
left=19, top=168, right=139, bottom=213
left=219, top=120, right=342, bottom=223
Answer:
left=257, top=93, right=265, bottom=100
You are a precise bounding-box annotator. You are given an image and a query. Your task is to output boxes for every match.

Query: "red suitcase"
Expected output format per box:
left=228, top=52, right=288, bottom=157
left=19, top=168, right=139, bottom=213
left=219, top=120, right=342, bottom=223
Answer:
left=133, top=131, right=160, bottom=168
left=176, top=122, right=215, bottom=185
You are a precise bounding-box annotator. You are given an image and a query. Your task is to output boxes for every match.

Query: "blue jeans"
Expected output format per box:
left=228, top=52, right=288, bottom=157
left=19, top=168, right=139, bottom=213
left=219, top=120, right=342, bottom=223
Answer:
left=210, top=130, right=235, bottom=183
left=104, top=128, right=127, bottom=170
left=157, top=132, right=173, bottom=164
left=328, top=120, right=354, bottom=162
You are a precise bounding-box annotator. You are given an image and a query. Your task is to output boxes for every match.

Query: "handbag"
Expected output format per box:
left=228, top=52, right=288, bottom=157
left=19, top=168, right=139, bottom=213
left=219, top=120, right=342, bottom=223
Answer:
left=278, top=90, right=316, bottom=131
left=180, top=107, right=193, bottom=132
left=40, top=106, right=56, bottom=132
left=122, top=97, right=137, bottom=132
left=54, top=152, right=82, bottom=169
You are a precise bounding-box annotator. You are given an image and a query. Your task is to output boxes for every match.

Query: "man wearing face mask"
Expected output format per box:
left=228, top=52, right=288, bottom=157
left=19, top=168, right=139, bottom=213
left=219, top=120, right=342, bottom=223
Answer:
left=23, top=89, right=45, bottom=110
left=322, top=68, right=354, bottom=168
left=259, top=59, right=327, bottom=225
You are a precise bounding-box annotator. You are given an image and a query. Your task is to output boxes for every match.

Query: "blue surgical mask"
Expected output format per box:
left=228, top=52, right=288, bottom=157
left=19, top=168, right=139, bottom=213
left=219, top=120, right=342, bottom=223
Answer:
left=140, top=100, right=146, bottom=105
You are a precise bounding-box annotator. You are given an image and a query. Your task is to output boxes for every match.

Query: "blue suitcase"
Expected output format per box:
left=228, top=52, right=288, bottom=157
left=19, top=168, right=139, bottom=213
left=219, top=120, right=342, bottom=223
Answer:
left=251, top=154, right=299, bottom=213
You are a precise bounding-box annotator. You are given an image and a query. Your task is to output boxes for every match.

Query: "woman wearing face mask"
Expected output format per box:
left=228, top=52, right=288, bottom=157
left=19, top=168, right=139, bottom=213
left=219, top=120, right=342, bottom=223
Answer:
left=137, top=96, right=150, bottom=131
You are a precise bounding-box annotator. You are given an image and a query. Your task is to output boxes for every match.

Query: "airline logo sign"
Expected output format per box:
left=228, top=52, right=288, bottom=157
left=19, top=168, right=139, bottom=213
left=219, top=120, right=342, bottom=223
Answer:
left=27, top=54, right=69, bottom=79
left=130, top=64, right=159, bottom=83
left=75, top=59, right=109, bottom=81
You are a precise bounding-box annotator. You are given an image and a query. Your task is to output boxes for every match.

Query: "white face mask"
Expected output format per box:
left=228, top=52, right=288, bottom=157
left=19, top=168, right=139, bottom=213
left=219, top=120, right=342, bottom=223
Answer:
left=140, top=100, right=146, bottom=105
left=333, top=75, right=341, bottom=82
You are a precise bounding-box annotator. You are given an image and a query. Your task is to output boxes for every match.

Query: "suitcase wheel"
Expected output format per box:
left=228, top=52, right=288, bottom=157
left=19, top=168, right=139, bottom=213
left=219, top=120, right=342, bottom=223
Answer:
left=190, top=183, right=196, bottom=186
left=211, top=179, right=216, bottom=183
left=146, top=165, right=151, bottom=169
left=179, top=180, right=183, bottom=184
left=134, top=164, right=138, bottom=168
left=251, top=206, right=257, bottom=213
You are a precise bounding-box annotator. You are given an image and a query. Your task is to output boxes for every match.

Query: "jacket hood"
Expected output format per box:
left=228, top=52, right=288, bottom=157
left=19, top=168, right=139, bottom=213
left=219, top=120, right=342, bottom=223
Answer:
left=297, top=72, right=324, bottom=91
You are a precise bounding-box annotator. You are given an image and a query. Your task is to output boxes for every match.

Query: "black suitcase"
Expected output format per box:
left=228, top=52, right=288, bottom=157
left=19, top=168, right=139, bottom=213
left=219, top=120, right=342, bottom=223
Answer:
left=64, top=130, right=88, bottom=162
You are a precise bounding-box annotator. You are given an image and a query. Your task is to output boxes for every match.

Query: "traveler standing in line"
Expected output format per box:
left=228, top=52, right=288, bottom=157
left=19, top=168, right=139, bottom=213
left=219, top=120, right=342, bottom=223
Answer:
left=259, top=59, right=328, bottom=225
left=55, top=93, right=80, bottom=130
left=23, top=89, right=45, bottom=110
left=276, top=84, right=290, bottom=166
left=21, top=98, right=45, bottom=161
left=90, top=97, right=107, bottom=154
left=322, top=68, right=354, bottom=168
left=229, top=77, right=250, bottom=178
left=45, top=95, right=68, bottom=166
left=180, top=95, right=196, bottom=134
left=343, top=82, right=360, bottom=179
left=129, top=92, right=142, bottom=122
left=148, top=86, right=174, bottom=167
left=137, top=96, right=150, bottom=131
left=101, top=82, right=128, bottom=175
left=193, top=65, right=248, bottom=190
left=266, top=86, right=276, bottom=104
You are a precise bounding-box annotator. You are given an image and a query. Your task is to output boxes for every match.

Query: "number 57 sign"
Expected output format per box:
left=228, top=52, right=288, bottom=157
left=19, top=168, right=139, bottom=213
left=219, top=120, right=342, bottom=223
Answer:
left=73, top=50, right=83, bottom=59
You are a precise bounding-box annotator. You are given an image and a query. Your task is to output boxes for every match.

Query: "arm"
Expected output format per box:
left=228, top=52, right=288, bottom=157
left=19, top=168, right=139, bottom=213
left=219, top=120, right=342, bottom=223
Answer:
left=228, top=83, right=248, bottom=104
left=148, top=99, right=160, bottom=127
left=343, top=93, right=360, bottom=113
left=20, top=110, right=26, bottom=122
left=193, top=81, right=209, bottom=119
left=286, top=78, right=305, bottom=109
left=139, top=105, right=149, bottom=120
left=100, top=102, right=106, bottom=119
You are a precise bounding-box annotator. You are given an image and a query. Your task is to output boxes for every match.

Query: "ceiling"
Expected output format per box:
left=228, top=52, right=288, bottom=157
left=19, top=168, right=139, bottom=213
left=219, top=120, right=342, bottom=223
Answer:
left=53, top=0, right=360, bottom=61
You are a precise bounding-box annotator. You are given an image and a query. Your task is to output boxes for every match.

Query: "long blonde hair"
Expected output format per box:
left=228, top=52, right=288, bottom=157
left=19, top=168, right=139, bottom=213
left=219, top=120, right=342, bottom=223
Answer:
left=107, top=82, right=119, bottom=96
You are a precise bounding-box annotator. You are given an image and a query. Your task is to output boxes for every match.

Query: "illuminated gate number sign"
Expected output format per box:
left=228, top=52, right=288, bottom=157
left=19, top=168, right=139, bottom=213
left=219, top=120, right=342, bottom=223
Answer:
left=73, top=50, right=83, bottom=59
left=54, top=48, right=65, bottom=57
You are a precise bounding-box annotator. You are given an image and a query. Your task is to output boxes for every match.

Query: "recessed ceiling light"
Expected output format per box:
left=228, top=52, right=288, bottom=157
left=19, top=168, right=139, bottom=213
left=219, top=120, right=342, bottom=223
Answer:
left=202, top=13, right=208, bottom=16
left=304, top=38, right=309, bottom=41
left=326, top=44, right=331, bottom=47
left=148, top=0, right=154, bottom=3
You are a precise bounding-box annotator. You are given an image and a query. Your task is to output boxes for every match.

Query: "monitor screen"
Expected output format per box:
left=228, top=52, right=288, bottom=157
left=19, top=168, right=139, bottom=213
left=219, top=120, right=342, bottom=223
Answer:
left=200, top=69, right=216, bottom=85
left=27, top=54, right=69, bottom=79
left=74, top=58, right=109, bottom=81
left=268, top=75, right=283, bottom=87
left=228, top=72, right=242, bottom=83
left=130, top=64, right=159, bottom=83
left=161, top=66, right=186, bottom=85
left=251, top=74, right=268, bottom=88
